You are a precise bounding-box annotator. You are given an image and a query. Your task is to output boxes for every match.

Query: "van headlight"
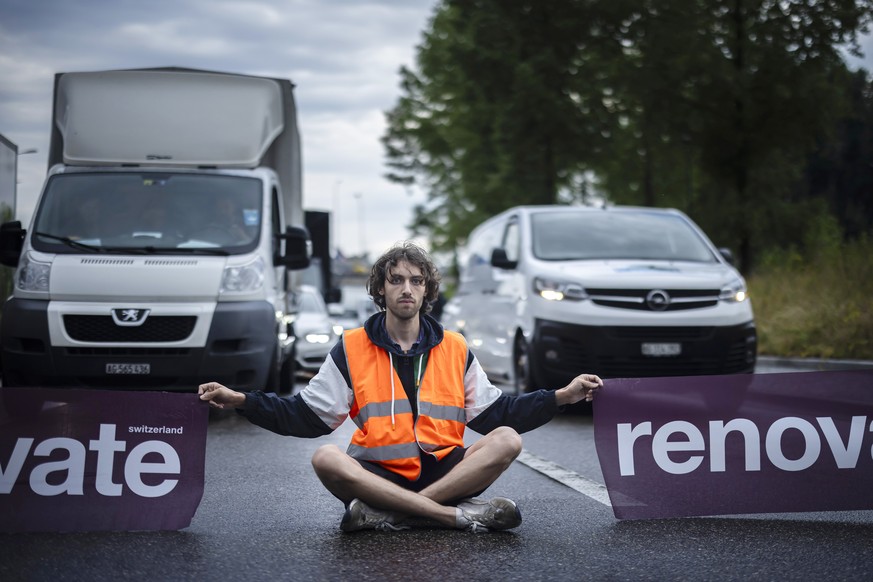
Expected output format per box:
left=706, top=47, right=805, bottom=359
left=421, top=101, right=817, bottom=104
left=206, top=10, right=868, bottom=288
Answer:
left=221, top=256, right=266, bottom=294
left=719, top=278, right=749, bottom=303
left=17, top=252, right=51, bottom=293
left=533, top=277, right=589, bottom=301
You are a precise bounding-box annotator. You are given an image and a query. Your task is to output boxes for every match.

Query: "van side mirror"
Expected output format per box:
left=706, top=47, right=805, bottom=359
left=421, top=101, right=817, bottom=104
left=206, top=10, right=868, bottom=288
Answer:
left=490, top=248, right=517, bottom=270
left=0, top=221, right=25, bottom=267
left=718, top=247, right=735, bottom=265
left=276, top=225, right=311, bottom=270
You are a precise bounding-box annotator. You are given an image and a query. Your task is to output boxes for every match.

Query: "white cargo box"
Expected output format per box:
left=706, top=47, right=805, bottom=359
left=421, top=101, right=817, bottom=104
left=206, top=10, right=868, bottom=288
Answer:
left=54, top=69, right=285, bottom=168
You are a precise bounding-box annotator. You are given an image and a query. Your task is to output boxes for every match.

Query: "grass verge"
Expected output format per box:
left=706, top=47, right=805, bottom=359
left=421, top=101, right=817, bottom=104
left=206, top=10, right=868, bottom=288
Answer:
left=746, top=236, right=873, bottom=360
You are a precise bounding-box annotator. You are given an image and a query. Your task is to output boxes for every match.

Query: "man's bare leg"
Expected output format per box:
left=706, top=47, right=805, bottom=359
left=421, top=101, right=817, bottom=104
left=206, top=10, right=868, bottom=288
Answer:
left=418, top=426, right=522, bottom=504
left=311, top=444, right=457, bottom=527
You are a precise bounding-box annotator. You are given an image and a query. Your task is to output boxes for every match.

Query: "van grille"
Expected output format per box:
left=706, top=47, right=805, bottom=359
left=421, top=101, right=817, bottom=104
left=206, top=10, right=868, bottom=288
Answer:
left=538, top=322, right=754, bottom=380
left=606, top=327, right=714, bottom=341
left=558, top=336, right=751, bottom=377
left=64, top=315, right=197, bottom=342
left=594, top=354, right=734, bottom=377
left=587, top=288, right=719, bottom=311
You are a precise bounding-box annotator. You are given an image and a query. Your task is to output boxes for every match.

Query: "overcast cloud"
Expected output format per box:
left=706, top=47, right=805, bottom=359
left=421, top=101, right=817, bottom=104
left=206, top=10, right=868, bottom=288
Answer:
left=0, top=0, right=439, bottom=257
left=1, top=1, right=870, bottom=258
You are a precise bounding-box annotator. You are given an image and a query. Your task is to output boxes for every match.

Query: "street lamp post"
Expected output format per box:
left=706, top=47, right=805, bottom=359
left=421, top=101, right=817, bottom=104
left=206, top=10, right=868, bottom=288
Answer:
left=332, top=179, right=342, bottom=256
left=354, top=192, right=366, bottom=257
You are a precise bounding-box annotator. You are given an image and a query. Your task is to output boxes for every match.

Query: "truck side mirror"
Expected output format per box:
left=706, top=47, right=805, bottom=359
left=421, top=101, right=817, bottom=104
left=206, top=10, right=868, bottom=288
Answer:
left=0, top=221, right=25, bottom=267
left=276, top=225, right=311, bottom=269
left=490, top=247, right=517, bottom=270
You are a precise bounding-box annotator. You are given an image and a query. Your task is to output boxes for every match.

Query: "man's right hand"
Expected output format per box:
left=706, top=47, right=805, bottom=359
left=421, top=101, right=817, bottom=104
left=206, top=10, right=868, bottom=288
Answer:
left=198, top=382, right=247, bottom=409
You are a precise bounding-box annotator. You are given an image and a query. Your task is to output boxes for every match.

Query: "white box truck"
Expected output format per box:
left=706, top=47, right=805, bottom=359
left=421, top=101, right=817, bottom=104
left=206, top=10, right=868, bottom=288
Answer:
left=0, top=67, right=310, bottom=393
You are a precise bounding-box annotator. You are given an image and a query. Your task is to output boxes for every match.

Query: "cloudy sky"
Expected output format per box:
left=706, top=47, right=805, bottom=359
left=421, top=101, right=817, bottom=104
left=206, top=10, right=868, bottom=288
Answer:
left=1, top=1, right=871, bottom=258
left=0, top=0, right=439, bottom=258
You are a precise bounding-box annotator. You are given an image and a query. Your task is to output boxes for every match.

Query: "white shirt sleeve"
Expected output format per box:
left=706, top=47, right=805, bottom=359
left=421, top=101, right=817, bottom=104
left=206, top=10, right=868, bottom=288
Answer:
left=298, top=357, right=354, bottom=430
left=463, top=354, right=503, bottom=423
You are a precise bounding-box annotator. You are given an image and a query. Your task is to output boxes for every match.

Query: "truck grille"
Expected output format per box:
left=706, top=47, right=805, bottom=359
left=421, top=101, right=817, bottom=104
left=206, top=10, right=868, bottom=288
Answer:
left=65, top=347, right=189, bottom=356
left=63, top=315, right=197, bottom=342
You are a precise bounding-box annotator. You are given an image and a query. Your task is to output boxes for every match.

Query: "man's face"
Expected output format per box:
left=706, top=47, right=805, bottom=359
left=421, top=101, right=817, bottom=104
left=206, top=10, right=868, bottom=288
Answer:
left=380, top=260, right=426, bottom=322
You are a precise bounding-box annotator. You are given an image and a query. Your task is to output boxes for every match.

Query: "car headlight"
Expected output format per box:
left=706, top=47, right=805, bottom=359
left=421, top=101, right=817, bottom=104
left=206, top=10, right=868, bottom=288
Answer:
left=221, top=256, right=266, bottom=294
left=304, top=331, right=333, bottom=344
left=17, top=252, right=51, bottom=293
left=533, top=277, right=589, bottom=301
left=719, top=278, right=749, bottom=303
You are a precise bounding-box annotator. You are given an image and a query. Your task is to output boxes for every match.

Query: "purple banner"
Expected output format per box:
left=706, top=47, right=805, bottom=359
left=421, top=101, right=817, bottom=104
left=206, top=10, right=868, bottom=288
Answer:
left=594, top=370, right=873, bottom=520
left=0, top=387, right=208, bottom=532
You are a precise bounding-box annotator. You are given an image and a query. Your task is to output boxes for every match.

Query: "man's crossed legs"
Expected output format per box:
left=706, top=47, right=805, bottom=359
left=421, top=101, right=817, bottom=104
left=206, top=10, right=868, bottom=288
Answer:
left=310, top=426, right=523, bottom=532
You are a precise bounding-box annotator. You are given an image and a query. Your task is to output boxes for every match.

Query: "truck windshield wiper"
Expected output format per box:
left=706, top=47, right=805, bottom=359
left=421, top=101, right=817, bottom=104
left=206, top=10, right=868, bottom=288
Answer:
left=33, top=231, right=103, bottom=253
left=33, top=232, right=230, bottom=256
left=99, top=245, right=231, bottom=256
left=157, top=247, right=231, bottom=256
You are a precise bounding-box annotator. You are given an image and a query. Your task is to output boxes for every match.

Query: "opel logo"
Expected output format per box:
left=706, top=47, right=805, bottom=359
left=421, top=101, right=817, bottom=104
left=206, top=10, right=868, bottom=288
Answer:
left=111, top=308, right=150, bottom=327
left=645, top=290, right=671, bottom=311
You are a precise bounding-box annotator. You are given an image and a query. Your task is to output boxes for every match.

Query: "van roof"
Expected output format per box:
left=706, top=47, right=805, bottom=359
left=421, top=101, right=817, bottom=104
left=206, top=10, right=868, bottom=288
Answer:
left=504, top=204, right=680, bottom=213
left=485, top=204, right=684, bottom=222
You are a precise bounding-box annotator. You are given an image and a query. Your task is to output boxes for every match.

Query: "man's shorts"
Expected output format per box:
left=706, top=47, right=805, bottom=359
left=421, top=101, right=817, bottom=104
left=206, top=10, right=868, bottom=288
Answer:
left=357, top=446, right=486, bottom=500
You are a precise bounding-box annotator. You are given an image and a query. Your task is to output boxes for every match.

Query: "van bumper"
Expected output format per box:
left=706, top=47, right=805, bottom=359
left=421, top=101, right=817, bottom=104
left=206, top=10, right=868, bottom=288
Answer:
left=1, top=298, right=278, bottom=391
left=530, top=318, right=757, bottom=385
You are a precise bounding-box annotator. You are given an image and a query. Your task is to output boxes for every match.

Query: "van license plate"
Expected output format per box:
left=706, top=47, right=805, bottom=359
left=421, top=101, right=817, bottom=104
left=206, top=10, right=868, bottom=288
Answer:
left=641, top=343, right=681, bottom=357
left=106, top=363, right=151, bottom=375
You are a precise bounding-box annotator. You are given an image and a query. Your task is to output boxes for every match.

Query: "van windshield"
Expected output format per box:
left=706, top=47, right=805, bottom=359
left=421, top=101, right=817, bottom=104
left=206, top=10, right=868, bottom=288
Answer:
left=31, top=172, right=262, bottom=254
left=531, top=210, right=717, bottom=262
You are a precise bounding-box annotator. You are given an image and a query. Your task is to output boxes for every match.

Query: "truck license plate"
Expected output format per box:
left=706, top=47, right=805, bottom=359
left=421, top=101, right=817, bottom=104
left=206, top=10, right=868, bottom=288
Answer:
left=641, top=343, right=682, bottom=357
left=106, top=363, right=151, bottom=375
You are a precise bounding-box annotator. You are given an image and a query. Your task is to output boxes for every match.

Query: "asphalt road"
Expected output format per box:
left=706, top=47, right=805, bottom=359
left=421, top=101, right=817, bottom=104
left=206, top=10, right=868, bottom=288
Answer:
left=2, top=359, right=873, bottom=581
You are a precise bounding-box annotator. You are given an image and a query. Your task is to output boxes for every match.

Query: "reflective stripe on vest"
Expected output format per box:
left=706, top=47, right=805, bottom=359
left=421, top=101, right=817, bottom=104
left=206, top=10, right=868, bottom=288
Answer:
left=343, top=327, right=468, bottom=481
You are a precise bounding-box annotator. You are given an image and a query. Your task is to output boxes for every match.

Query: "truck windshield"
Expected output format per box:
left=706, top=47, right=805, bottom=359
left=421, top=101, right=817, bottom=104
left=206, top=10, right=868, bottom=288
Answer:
left=31, top=172, right=262, bottom=254
left=531, top=210, right=717, bottom=262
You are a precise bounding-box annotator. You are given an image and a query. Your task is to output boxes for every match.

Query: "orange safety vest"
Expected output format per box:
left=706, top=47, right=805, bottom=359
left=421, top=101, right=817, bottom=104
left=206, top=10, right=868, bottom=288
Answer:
left=343, top=327, right=468, bottom=481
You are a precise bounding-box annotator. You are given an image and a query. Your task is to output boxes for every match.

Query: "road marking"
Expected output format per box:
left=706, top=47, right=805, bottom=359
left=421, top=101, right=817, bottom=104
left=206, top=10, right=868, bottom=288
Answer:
left=516, top=449, right=612, bottom=507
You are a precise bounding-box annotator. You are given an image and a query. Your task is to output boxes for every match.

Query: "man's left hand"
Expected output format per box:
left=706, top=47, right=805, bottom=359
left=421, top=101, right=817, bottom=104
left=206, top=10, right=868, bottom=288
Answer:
left=555, top=373, right=604, bottom=406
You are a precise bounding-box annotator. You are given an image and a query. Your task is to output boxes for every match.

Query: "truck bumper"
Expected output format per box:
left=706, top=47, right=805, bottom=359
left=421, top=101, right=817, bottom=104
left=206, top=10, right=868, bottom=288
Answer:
left=530, top=318, right=757, bottom=386
left=1, top=298, right=278, bottom=391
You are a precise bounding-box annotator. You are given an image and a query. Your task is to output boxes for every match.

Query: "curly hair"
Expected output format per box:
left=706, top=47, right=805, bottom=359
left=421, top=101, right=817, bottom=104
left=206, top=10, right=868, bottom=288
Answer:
left=367, top=241, right=441, bottom=314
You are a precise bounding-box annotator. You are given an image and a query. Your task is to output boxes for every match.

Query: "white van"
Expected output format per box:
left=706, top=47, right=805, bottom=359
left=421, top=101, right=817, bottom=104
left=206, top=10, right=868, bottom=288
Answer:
left=446, top=205, right=757, bottom=392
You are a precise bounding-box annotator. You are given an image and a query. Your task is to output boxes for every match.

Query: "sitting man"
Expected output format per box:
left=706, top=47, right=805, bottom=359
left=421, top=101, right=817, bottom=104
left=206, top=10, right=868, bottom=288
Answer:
left=199, top=241, right=603, bottom=532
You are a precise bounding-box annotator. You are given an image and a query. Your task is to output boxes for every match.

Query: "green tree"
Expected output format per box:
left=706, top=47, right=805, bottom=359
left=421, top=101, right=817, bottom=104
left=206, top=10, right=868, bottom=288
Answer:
left=383, top=0, right=624, bottom=251
left=802, top=68, right=873, bottom=241
left=590, top=0, right=873, bottom=269
left=384, top=0, right=873, bottom=267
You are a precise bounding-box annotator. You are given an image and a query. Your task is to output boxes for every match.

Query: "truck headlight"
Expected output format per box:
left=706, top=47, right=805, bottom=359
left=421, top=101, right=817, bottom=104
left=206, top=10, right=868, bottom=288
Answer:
left=17, top=252, right=51, bottom=293
left=533, top=277, right=589, bottom=301
left=221, top=256, right=265, bottom=294
left=719, top=278, right=749, bottom=303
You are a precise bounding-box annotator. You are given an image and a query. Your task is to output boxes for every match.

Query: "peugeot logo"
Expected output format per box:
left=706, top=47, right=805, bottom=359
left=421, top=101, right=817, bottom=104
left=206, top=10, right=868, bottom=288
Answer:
left=111, top=308, right=150, bottom=327
left=645, top=290, right=671, bottom=312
